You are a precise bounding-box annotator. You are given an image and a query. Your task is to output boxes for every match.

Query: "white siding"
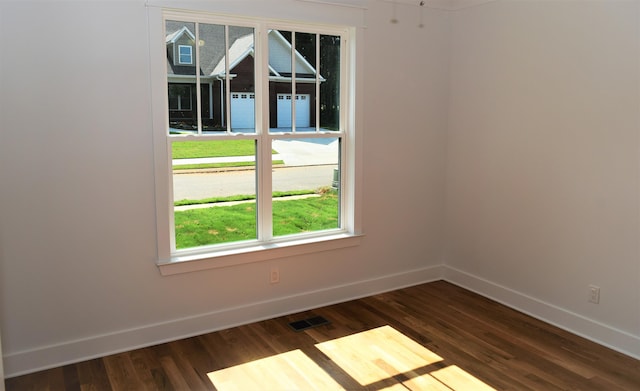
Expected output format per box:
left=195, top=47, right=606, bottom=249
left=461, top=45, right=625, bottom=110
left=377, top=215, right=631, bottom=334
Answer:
left=269, top=33, right=292, bottom=74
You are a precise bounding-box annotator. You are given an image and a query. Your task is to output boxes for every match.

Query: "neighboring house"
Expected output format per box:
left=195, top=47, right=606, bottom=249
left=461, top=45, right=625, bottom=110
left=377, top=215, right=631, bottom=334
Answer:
left=166, top=22, right=324, bottom=130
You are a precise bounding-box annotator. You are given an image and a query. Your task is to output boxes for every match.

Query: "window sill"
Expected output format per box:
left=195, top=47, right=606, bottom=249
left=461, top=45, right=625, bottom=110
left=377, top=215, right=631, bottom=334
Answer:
left=157, top=233, right=363, bottom=276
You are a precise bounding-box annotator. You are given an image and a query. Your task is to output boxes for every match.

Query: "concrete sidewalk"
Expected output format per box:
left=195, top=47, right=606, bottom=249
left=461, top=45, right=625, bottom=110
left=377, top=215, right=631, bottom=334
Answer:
left=173, top=154, right=280, bottom=166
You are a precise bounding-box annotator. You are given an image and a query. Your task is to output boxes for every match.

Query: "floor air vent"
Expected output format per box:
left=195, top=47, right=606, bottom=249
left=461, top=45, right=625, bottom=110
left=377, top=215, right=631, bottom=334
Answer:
left=288, top=315, right=330, bottom=332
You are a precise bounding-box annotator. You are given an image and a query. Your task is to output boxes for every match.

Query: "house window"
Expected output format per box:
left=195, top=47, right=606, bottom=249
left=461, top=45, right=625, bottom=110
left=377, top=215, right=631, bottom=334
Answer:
left=168, top=85, right=192, bottom=111
left=153, top=10, right=359, bottom=274
left=178, top=45, right=192, bottom=64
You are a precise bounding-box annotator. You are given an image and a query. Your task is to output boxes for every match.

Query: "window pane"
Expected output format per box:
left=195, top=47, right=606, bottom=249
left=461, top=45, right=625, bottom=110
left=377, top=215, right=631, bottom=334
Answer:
left=179, top=45, right=192, bottom=64
left=166, top=21, right=197, bottom=131
left=271, top=137, right=340, bottom=238
left=295, top=32, right=316, bottom=131
left=168, top=85, right=192, bottom=111
left=227, top=26, right=256, bottom=133
left=172, top=140, right=257, bottom=249
left=198, top=23, right=226, bottom=131
left=270, top=30, right=293, bottom=132
left=320, top=35, right=341, bottom=131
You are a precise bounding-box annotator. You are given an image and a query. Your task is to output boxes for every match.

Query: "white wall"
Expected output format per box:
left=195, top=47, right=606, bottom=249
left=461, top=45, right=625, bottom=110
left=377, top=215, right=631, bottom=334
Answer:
left=445, top=0, right=640, bottom=357
left=0, top=0, right=450, bottom=376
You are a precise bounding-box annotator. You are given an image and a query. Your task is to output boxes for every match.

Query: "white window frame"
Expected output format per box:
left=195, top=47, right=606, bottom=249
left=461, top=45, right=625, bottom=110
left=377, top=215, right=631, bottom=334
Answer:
left=178, top=44, right=193, bottom=64
left=149, top=9, right=362, bottom=276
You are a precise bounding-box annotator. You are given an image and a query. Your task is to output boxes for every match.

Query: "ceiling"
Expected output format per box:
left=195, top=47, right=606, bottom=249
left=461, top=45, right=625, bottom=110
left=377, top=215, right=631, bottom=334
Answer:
left=296, top=0, right=497, bottom=11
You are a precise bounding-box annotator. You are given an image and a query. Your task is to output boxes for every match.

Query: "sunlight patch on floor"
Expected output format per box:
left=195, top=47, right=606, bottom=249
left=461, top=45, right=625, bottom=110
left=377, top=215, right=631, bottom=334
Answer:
left=315, top=325, right=443, bottom=387
left=208, top=349, right=344, bottom=390
left=208, top=325, right=496, bottom=390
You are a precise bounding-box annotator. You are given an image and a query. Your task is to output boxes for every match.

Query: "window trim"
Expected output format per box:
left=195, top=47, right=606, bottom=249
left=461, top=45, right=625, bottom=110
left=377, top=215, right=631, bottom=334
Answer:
left=158, top=233, right=362, bottom=276
left=149, top=8, right=362, bottom=274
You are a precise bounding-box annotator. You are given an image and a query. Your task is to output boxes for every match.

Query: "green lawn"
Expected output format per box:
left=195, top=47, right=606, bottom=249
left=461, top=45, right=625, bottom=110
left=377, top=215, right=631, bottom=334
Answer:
left=172, top=139, right=274, bottom=159
left=174, top=190, right=338, bottom=249
left=172, top=139, right=280, bottom=170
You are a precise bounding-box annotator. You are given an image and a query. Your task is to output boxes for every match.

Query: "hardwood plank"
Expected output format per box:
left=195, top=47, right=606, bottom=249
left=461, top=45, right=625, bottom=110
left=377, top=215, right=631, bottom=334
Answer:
left=76, top=358, right=112, bottom=391
left=61, top=365, right=81, bottom=391
left=5, top=281, right=640, bottom=390
left=127, top=347, right=172, bottom=391
left=102, top=353, right=146, bottom=391
left=5, top=366, right=66, bottom=391
left=163, top=338, right=215, bottom=390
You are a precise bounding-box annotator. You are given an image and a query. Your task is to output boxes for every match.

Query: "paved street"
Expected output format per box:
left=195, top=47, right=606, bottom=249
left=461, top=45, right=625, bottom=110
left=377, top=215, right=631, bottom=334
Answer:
left=173, top=165, right=337, bottom=200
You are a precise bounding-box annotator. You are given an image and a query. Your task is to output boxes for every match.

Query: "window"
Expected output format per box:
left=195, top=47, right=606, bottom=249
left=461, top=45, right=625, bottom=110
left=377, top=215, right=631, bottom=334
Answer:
left=178, top=45, right=192, bottom=64
left=168, top=85, right=192, bottom=111
left=152, top=10, right=360, bottom=274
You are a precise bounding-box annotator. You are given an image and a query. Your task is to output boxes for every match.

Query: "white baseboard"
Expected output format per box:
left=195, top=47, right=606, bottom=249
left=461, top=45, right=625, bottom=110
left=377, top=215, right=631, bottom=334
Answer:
left=443, top=266, right=640, bottom=360
left=3, top=265, right=444, bottom=378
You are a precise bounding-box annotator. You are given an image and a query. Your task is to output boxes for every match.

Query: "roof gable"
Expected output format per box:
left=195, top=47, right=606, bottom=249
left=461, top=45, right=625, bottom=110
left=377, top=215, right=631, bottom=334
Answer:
left=267, top=30, right=317, bottom=77
left=209, top=30, right=319, bottom=79
left=166, top=26, right=194, bottom=44
left=211, top=33, right=255, bottom=76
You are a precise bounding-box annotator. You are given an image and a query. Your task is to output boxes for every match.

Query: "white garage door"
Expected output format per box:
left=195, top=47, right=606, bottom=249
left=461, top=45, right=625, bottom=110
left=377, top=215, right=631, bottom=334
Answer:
left=277, top=94, right=310, bottom=128
left=230, top=92, right=255, bottom=129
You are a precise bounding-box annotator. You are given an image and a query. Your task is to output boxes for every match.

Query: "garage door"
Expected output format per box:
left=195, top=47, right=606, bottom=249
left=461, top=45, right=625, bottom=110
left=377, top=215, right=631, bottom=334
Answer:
left=230, top=92, right=255, bottom=129
left=277, top=94, right=310, bottom=128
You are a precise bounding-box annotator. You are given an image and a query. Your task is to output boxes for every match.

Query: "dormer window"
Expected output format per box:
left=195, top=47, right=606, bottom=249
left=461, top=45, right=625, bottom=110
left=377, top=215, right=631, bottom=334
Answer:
left=178, top=45, right=192, bottom=64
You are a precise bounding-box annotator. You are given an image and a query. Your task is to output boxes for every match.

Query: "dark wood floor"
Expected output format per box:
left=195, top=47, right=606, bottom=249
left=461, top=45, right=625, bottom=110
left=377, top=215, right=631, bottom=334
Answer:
left=6, top=281, right=640, bottom=390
